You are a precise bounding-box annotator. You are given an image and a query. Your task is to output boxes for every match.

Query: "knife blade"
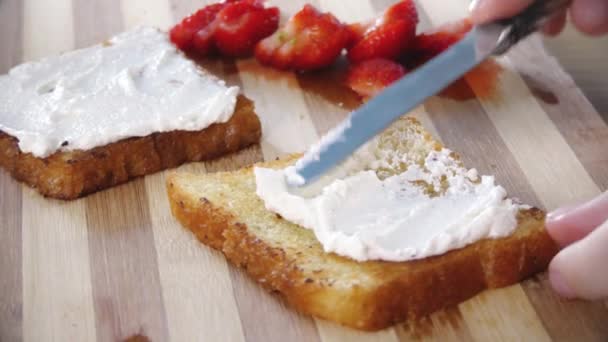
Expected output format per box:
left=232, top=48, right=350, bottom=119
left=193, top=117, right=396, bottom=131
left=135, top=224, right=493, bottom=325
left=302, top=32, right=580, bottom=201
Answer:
left=286, top=0, right=570, bottom=191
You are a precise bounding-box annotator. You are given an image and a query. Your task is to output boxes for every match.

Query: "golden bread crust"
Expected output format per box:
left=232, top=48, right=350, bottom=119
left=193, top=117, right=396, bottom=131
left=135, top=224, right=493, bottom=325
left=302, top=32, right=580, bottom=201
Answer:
left=0, top=95, right=261, bottom=199
left=166, top=161, right=559, bottom=331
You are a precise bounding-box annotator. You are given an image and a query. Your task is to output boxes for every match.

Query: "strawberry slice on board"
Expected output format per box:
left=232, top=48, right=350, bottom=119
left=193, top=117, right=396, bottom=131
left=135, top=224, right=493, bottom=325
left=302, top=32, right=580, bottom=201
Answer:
left=405, top=18, right=473, bottom=68
left=345, top=58, right=407, bottom=99
left=169, top=0, right=280, bottom=58
left=214, top=0, right=280, bottom=57
left=254, top=4, right=351, bottom=71
left=170, top=3, right=225, bottom=54
left=347, top=0, right=419, bottom=64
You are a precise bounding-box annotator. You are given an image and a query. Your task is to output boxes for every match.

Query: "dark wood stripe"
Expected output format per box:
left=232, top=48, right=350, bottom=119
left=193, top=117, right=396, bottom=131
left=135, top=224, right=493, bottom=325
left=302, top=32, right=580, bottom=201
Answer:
left=0, top=1, right=23, bottom=341
left=86, top=181, right=169, bottom=342
left=509, top=38, right=608, bottom=191
left=0, top=0, right=22, bottom=73
left=73, top=0, right=123, bottom=48
left=229, top=267, right=322, bottom=342
left=0, top=175, right=22, bottom=342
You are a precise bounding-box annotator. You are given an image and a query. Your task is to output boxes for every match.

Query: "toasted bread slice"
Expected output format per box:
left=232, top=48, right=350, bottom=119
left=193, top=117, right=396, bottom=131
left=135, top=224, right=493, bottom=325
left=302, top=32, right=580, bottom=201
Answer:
left=0, top=95, right=261, bottom=200
left=166, top=117, right=558, bottom=331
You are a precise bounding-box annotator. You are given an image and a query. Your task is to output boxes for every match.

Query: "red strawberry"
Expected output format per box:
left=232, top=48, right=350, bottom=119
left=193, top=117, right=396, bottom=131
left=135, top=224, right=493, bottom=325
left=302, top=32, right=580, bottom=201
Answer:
left=214, top=1, right=280, bottom=57
left=170, top=3, right=225, bottom=53
left=345, top=58, right=407, bottom=98
left=406, top=18, right=473, bottom=68
left=254, top=4, right=351, bottom=71
left=347, top=0, right=418, bottom=63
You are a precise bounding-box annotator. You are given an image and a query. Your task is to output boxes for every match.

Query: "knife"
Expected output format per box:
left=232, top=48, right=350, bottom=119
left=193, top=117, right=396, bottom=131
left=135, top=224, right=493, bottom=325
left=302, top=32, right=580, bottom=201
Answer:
left=286, top=0, right=571, bottom=191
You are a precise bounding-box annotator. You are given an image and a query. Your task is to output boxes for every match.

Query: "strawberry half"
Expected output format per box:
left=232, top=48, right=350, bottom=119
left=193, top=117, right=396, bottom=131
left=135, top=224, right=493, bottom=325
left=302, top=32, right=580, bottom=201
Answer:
left=405, top=18, right=473, bottom=68
left=347, top=0, right=418, bottom=64
left=214, top=1, right=280, bottom=57
left=170, top=3, right=225, bottom=54
left=346, top=58, right=407, bottom=98
left=254, top=4, right=351, bottom=71
left=169, top=0, right=280, bottom=58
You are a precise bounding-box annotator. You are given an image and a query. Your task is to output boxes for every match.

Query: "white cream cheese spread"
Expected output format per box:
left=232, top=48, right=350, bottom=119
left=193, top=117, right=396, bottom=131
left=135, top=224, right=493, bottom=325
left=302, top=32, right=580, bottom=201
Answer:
left=0, top=26, right=239, bottom=158
left=255, top=124, right=523, bottom=262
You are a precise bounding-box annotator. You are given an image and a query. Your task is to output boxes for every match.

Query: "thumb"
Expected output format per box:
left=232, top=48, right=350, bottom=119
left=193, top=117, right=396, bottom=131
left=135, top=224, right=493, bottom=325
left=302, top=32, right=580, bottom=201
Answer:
left=548, top=219, right=608, bottom=300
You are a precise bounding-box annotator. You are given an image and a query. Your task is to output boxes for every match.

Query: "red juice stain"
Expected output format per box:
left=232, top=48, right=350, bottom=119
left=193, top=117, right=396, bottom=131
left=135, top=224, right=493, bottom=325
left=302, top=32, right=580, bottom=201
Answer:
left=438, top=59, right=503, bottom=101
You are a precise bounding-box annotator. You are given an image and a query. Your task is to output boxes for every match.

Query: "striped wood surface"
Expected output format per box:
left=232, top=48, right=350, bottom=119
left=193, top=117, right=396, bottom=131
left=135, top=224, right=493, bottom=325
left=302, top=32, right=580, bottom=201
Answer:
left=1, top=0, right=608, bottom=341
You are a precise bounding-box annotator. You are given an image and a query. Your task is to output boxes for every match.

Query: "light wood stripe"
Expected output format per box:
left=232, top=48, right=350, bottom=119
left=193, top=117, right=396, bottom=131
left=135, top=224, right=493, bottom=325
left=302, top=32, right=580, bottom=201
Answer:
left=20, top=1, right=97, bottom=341
left=22, top=192, right=97, bottom=342
left=22, top=0, right=74, bottom=61
left=120, top=0, right=173, bottom=31
left=238, top=59, right=319, bottom=159
left=397, top=308, right=475, bottom=341
left=85, top=182, right=169, bottom=342
left=73, top=0, right=123, bottom=47
left=460, top=286, right=552, bottom=342
left=0, top=2, right=23, bottom=341
left=317, top=321, right=400, bottom=342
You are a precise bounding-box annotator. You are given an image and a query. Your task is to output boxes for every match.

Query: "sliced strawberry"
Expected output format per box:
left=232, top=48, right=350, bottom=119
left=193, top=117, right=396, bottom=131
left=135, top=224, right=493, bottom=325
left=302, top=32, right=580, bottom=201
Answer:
left=345, top=58, right=407, bottom=98
left=405, top=18, right=473, bottom=68
left=347, top=0, right=418, bottom=63
left=214, top=1, right=280, bottom=57
left=170, top=3, right=225, bottom=53
left=255, top=4, right=351, bottom=71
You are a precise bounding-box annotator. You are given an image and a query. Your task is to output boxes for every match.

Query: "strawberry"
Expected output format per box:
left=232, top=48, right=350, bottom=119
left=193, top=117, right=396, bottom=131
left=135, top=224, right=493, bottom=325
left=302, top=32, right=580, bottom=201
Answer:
left=170, top=3, right=224, bottom=53
left=345, top=58, right=407, bottom=98
left=405, top=18, right=473, bottom=68
left=214, top=1, right=280, bottom=57
left=254, top=4, right=351, bottom=71
left=169, top=0, right=280, bottom=58
left=347, top=0, right=418, bottom=63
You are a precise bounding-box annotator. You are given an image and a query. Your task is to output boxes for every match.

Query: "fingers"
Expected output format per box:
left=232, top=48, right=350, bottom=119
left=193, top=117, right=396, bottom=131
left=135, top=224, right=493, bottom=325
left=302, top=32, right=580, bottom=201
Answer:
left=469, top=0, right=535, bottom=24
left=570, top=0, right=608, bottom=36
left=546, top=191, right=608, bottom=247
left=549, top=219, right=608, bottom=300
left=542, top=10, right=568, bottom=36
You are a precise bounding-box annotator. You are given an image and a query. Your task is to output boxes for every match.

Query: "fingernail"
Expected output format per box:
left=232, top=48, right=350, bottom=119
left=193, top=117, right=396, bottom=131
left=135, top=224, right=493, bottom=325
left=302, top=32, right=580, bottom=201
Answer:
left=469, top=0, right=482, bottom=12
left=546, top=204, right=577, bottom=223
left=549, top=269, right=576, bottom=299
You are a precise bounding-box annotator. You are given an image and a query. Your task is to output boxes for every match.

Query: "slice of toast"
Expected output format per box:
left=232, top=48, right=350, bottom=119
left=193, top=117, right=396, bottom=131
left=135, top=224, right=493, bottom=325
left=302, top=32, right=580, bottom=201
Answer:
left=166, top=117, right=558, bottom=331
left=0, top=95, right=261, bottom=199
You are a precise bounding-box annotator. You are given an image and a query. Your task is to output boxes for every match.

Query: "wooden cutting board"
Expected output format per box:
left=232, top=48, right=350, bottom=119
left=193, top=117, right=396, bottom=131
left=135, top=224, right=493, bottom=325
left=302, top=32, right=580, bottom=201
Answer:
left=1, top=0, right=607, bottom=341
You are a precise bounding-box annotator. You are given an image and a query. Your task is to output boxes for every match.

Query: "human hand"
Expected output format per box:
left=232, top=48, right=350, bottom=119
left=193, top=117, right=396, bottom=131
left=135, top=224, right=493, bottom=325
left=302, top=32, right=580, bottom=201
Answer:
left=469, top=0, right=608, bottom=36
left=545, top=191, right=608, bottom=300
